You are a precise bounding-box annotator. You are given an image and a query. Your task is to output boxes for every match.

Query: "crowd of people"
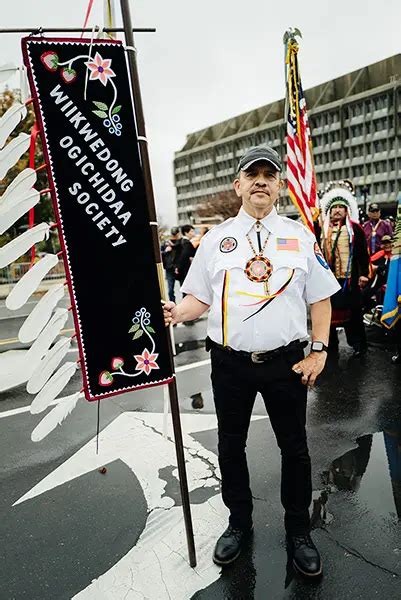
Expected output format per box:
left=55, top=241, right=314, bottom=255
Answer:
left=316, top=182, right=399, bottom=361
left=161, top=224, right=208, bottom=306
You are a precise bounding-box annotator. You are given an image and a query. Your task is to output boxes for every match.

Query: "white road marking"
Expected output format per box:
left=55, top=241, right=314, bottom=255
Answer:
left=13, top=410, right=265, bottom=599
left=176, top=358, right=210, bottom=372
left=0, top=360, right=211, bottom=418
left=0, top=405, right=33, bottom=418
left=0, top=300, right=38, bottom=308
left=0, top=301, right=48, bottom=319
left=0, top=394, right=84, bottom=419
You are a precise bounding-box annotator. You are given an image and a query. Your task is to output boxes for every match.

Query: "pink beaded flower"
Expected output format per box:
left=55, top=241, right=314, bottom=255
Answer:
left=134, top=349, right=159, bottom=376
left=85, top=53, right=116, bottom=86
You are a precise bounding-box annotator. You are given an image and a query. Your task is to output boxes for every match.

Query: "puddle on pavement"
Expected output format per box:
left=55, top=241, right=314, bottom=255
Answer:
left=175, top=339, right=205, bottom=354
left=317, top=430, right=401, bottom=525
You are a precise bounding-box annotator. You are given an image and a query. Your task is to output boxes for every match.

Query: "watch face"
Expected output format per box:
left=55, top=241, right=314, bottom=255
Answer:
left=312, top=342, right=324, bottom=351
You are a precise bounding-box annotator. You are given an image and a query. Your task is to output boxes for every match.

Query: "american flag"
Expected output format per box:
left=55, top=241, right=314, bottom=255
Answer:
left=285, top=40, right=317, bottom=232
left=276, top=237, right=300, bottom=252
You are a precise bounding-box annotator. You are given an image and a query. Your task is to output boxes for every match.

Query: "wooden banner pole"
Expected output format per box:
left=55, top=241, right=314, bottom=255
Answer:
left=0, top=27, right=155, bottom=34
left=120, top=0, right=197, bottom=569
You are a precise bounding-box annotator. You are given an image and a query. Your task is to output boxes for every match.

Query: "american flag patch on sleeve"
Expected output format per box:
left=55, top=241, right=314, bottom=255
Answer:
left=276, top=238, right=300, bottom=251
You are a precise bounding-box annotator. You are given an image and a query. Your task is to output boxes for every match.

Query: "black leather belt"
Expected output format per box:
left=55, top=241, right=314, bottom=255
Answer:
left=206, top=337, right=307, bottom=364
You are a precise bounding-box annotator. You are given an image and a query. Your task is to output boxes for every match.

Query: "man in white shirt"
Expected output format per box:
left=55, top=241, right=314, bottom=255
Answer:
left=163, top=146, right=340, bottom=577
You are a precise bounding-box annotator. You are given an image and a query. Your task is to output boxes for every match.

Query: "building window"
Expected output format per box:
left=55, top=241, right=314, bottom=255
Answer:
left=374, top=96, right=386, bottom=111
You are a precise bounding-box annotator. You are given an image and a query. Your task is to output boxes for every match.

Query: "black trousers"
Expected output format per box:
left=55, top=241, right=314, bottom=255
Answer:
left=166, top=270, right=177, bottom=303
left=330, top=281, right=367, bottom=350
left=329, top=306, right=367, bottom=350
left=211, top=345, right=311, bottom=535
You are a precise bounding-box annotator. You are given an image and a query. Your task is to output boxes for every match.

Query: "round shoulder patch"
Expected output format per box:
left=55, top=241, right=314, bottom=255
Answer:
left=314, top=242, right=329, bottom=269
left=220, top=236, right=238, bottom=253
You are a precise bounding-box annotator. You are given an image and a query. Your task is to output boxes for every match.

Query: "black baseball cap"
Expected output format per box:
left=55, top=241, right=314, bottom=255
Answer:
left=368, top=203, right=380, bottom=211
left=171, top=227, right=180, bottom=235
left=237, top=145, right=282, bottom=173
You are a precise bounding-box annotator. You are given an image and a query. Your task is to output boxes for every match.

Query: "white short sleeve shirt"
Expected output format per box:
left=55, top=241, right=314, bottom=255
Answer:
left=181, top=206, right=340, bottom=352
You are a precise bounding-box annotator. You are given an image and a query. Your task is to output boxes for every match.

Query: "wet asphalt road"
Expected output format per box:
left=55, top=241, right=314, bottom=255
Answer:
left=1, top=302, right=401, bottom=599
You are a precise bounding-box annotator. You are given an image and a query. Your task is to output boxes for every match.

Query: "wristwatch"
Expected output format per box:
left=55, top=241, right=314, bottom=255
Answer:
left=311, top=341, right=329, bottom=353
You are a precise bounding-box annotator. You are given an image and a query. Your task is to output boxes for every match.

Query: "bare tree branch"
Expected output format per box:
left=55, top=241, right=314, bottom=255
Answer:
left=196, top=189, right=241, bottom=220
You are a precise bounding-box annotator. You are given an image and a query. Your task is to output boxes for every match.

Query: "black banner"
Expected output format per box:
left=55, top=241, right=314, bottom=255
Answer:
left=22, top=38, right=173, bottom=401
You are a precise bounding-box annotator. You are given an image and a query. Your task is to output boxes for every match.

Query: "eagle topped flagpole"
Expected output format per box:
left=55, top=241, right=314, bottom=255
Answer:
left=283, top=28, right=319, bottom=233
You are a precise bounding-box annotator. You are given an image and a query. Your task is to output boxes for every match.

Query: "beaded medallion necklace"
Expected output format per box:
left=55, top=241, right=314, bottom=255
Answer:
left=244, top=221, right=273, bottom=292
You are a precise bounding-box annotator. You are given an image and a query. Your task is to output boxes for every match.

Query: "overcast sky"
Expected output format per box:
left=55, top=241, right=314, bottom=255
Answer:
left=1, top=0, right=401, bottom=225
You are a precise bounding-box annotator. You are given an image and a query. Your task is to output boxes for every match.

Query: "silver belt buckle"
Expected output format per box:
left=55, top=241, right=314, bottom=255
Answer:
left=251, top=351, right=265, bottom=364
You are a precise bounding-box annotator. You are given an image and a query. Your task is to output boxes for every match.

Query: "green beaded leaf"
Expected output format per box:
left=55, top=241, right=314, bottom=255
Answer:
left=112, top=105, right=122, bottom=115
left=93, top=101, right=108, bottom=111
left=146, top=326, right=155, bottom=333
left=128, top=324, right=140, bottom=333
left=133, top=329, right=143, bottom=340
left=92, top=110, right=108, bottom=118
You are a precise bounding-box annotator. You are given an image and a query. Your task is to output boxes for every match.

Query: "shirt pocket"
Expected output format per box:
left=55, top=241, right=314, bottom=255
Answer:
left=212, top=255, right=242, bottom=278
left=273, top=255, right=308, bottom=272
left=270, top=255, right=308, bottom=290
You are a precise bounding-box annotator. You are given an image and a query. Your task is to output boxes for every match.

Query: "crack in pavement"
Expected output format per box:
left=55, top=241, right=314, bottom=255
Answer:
left=135, top=417, right=169, bottom=440
left=153, top=549, right=172, bottom=600
left=125, top=566, right=144, bottom=600
left=161, top=540, right=203, bottom=579
left=186, top=448, right=221, bottom=483
left=137, top=416, right=221, bottom=489
left=321, top=527, right=400, bottom=578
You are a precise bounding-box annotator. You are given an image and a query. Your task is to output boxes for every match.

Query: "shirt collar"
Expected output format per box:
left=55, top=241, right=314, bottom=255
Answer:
left=235, top=205, right=280, bottom=234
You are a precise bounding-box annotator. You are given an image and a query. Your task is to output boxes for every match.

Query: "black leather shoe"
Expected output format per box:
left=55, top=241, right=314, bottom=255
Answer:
left=287, top=534, right=322, bottom=577
left=213, top=524, right=253, bottom=566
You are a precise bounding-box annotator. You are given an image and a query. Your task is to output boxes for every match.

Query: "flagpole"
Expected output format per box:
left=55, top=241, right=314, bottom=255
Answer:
left=119, top=0, right=197, bottom=568
left=283, top=30, right=290, bottom=127
left=283, top=28, right=300, bottom=124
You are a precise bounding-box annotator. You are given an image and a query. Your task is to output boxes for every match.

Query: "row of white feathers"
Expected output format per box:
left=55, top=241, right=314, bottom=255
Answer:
left=0, top=64, right=82, bottom=442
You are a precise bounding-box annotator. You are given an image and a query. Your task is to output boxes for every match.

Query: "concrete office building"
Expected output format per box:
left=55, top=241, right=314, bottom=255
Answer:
left=174, top=55, right=401, bottom=224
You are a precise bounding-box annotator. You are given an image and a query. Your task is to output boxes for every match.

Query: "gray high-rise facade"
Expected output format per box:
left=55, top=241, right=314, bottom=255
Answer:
left=174, top=55, right=401, bottom=224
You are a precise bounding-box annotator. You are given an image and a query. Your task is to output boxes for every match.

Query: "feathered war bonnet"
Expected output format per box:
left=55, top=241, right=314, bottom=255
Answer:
left=319, top=180, right=359, bottom=239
